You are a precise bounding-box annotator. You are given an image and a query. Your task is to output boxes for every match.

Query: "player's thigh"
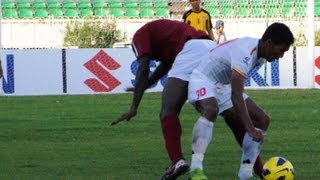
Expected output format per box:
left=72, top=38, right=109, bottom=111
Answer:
left=221, top=109, right=246, bottom=145
left=161, top=77, right=188, bottom=117
left=221, top=98, right=269, bottom=130
left=246, top=98, right=270, bottom=131
left=221, top=108, right=241, bottom=127
left=188, top=74, right=215, bottom=104
left=188, top=72, right=219, bottom=121
left=194, top=97, right=219, bottom=122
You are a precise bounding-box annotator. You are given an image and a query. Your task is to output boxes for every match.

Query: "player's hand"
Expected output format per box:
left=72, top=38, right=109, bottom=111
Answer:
left=248, top=128, right=265, bottom=143
left=125, top=86, right=135, bottom=92
left=110, top=108, right=137, bottom=126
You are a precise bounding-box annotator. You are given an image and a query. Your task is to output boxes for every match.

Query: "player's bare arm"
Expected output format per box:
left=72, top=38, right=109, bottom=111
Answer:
left=125, top=61, right=172, bottom=92
left=131, top=55, right=151, bottom=109
left=208, top=29, right=214, bottom=41
left=230, top=69, right=264, bottom=142
left=206, top=21, right=214, bottom=40
left=148, top=61, right=172, bottom=86
left=111, top=55, right=151, bottom=126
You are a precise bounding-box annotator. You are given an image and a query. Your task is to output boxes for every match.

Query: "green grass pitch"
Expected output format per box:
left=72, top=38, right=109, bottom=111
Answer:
left=0, top=89, right=319, bottom=179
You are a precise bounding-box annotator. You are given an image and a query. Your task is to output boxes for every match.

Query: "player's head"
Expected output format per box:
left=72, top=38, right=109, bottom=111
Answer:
left=259, top=22, right=294, bottom=62
left=215, top=20, right=224, bottom=32
left=189, top=0, right=201, bottom=10
left=262, top=22, right=294, bottom=46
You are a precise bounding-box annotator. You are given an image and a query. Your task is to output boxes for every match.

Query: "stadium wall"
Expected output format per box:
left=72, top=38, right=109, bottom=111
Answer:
left=1, top=19, right=320, bottom=49
left=0, top=47, right=319, bottom=96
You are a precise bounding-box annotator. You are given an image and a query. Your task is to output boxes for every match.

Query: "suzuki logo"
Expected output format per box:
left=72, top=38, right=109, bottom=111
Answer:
left=315, top=56, right=320, bottom=85
left=2, top=54, right=15, bottom=94
left=245, top=60, right=279, bottom=86
left=84, top=50, right=121, bottom=92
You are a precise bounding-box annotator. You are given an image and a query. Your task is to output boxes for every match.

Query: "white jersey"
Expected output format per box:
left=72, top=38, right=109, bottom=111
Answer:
left=195, top=37, right=266, bottom=84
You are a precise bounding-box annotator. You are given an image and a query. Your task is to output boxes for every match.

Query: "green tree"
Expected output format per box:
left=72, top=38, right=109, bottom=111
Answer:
left=294, top=31, right=307, bottom=47
left=63, top=20, right=126, bottom=48
left=315, top=28, right=320, bottom=46
left=294, top=28, right=320, bottom=47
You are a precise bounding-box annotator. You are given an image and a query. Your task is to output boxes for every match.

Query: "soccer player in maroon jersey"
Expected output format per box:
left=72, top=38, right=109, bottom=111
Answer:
left=111, top=19, right=264, bottom=179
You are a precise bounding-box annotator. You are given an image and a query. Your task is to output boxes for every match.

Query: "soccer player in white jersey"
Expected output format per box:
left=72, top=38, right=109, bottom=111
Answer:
left=187, top=22, right=294, bottom=180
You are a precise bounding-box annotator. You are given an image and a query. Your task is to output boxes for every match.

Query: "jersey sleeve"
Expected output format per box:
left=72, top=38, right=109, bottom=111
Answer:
left=132, top=29, right=152, bottom=59
left=203, top=10, right=213, bottom=29
left=182, top=10, right=191, bottom=24
left=182, top=11, right=187, bottom=22
left=231, top=43, right=260, bottom=78
left=231, top=52, right=254, bottom=78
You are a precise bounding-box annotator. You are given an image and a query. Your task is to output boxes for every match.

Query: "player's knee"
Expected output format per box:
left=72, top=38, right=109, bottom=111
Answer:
left=263, top=114, right=270, bottom=129
left=258, top=113, right=270, bottom=131
left=159, top=110, right=179, bottom=120
left=160, top=99, right=185, bottom=120
left=196, top=102, right=218, bottom=122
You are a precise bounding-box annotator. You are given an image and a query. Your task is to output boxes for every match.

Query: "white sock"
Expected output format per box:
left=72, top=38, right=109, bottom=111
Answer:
left=190, top=117, right=214, bottom=171
left=238, top=128, right=265, bottom=179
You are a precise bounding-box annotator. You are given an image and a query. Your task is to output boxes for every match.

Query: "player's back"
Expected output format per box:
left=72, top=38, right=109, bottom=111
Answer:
left=196, top=37, right=260, bottom=84
left=132, top=19, right=210, bottom=63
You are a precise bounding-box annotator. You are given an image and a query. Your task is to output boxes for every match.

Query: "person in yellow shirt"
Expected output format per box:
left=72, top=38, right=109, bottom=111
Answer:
left=182, top=0, right=214, bottom=40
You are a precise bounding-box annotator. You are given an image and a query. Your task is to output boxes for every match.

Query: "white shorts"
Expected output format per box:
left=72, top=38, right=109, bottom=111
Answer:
left=167, top=39, right=216, bottom=81
left=188, top=70, right=249, bottom=114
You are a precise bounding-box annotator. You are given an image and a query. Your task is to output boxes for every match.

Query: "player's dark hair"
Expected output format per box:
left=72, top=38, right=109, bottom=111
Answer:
left=261, top=22, right=294, bottom=46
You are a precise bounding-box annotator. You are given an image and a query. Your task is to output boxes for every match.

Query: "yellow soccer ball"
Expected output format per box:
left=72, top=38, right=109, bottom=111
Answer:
left=262, top=156, right=294, bottom=180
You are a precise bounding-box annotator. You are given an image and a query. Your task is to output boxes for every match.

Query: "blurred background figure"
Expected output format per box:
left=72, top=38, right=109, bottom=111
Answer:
left=213, top=20, right=227, bottom=44
left=182, top=0, right=214, bottom=40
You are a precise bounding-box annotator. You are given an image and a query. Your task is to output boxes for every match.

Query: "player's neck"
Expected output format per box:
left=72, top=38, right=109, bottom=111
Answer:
left=192, top=7, right=201, bottom=13
left=257, top=40, right=263, bottom=58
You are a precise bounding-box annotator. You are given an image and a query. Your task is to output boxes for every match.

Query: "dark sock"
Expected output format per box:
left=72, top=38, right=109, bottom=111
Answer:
left=254, top=156, right=263, bottom=177
left=161, top=114, right=182, bottom=164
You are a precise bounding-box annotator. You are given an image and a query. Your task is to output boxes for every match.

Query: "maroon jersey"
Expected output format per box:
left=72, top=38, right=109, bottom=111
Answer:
left=132, top=19, right=211, bottom=63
